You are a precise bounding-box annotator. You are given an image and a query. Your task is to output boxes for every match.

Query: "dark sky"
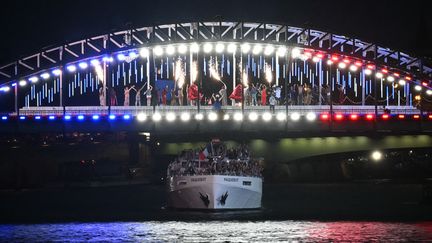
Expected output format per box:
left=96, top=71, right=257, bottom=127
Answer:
left=0, top=0, right=431, bottom=65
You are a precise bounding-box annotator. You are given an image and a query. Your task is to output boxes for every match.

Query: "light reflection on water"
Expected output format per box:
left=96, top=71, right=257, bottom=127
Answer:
left=1, top=221, right=432, bottom=242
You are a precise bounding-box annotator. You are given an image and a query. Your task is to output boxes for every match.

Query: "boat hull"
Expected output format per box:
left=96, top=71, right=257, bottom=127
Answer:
left=167, top=175, right=262, bottom=209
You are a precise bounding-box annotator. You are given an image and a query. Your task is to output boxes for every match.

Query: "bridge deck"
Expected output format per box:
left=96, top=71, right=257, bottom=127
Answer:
left=15, top=105, right=420, bottom=116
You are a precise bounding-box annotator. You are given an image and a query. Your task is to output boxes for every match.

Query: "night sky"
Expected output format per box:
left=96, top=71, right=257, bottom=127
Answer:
left=0, top=0, right=430, bottom=65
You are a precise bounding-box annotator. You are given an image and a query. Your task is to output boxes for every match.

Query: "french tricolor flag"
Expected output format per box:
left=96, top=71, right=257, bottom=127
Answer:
left=199, top=144, right=211, bottom=160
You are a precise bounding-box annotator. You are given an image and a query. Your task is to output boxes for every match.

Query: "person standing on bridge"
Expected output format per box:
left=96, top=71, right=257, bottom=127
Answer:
left=98, top=83, right=107, bottom=106
left=133, top=83, right=146, bottom=106
left=260, top=84, right=267, bottom=106
left=123, top=85, right=135, bottom=106
left=142, top=84, right=152, bottom=106
left=219, top=84, right=227, bottom=106
left=109, top=87, right=117, bottom=106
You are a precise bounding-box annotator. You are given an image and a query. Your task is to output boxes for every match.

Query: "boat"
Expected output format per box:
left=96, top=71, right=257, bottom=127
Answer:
left=166, top=139, right=263, bottom=209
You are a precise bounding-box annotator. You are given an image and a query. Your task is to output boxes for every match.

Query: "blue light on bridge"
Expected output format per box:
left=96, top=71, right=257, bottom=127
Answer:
left=2, top=116, right=8, bottom=120
left=48, top=115, right=56, bottom=120
left=92, top=115, right=100, bottom=120
left=109, top=115, right=116, bottom=120
left=64, top=115, right=72, bottom=121
left=77, top=115, right=85, bottom=120
left=123, top=114, right=131, bottom=120
left=35, top=116, right=42, bottom=120
left=19, top=116, right=26, bottom=120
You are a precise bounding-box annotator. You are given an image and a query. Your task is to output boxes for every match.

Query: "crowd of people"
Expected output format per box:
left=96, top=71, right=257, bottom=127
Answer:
left=99, top=81, right=348, bottom=107
left=167, top=143, right=263, bottom=178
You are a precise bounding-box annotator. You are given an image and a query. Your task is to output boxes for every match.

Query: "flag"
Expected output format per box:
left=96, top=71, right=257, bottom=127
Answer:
left=199, top=143, right=212, bottom=160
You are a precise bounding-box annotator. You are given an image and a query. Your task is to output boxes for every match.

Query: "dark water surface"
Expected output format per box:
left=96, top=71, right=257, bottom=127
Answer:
left=1, top=221, right=432, bottom=242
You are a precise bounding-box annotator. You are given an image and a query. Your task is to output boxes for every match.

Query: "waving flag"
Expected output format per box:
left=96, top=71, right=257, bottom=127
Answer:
left=199, top=143, right=212, bottom=160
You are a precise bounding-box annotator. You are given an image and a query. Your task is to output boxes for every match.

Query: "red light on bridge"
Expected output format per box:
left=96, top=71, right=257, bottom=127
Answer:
left=428, top=114, right=432, bottom=120
left=349, top=114, right=359, bottom=120
left=406, top=76, right=412, bottom=81
left=367, top=64, right=375, bottom=69
left=331, top=56, right=339, bottom=61
left=398, top=114, right=405, bottom=119
left=393, top=73, right=400, bottom=77
left=343, top=58, right=350, bottom=64
left=422, top=82, right=429, bottom=87
left=365, top=114, right=374, bottom=121
left=335, top=114, right=344, bottom=120
left=354, top=61, right=362, bottom=67
left=413, top=115, right=420, bottom=119
left=382, top=68, right=388, bottom=74
left=381, top=114, right=390, bottom=120
left=320, top=114, right=330, bottom=121
left=316, top=53, right=324, bottom=58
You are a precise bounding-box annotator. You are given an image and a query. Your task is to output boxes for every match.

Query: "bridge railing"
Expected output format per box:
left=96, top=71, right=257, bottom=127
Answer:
left=16, top=105, right=420, bottom=116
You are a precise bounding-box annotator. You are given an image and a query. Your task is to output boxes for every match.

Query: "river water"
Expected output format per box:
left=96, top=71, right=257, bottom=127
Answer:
left=1, top=221, right=432, bottom=242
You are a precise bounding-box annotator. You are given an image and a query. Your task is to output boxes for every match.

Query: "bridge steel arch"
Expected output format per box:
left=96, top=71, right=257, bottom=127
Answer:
left=0, top=21, right=431, bottom=117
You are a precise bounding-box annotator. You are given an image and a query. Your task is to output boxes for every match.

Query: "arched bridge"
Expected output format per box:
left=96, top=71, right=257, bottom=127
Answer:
left=0, top=21, right=431, bottom=134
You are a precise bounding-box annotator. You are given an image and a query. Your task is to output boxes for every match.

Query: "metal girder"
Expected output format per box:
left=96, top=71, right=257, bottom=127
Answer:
left=1, top=21, right=431, bottom=85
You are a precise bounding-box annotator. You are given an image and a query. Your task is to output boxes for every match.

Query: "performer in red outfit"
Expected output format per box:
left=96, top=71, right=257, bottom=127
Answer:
left=187, top=82, right=201, bottom=106
left=229, top=84, right=243, bottom=105
left=261, top=84, right=267, bottom=106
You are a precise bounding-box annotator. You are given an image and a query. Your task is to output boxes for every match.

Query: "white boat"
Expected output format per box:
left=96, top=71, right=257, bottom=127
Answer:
left=166, top=141, right=263, bottom=209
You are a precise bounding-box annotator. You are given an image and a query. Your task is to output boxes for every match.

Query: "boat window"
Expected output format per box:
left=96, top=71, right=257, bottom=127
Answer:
left=243, top=181, right=252, bottom=186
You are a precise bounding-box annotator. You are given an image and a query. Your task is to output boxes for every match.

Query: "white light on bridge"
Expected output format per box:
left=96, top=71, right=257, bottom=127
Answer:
left=414, top=85, right=422, bottom=91
left=0, top=86, right=10, bottom=92
left=375, top=72, right=383, bottom=79
left=326, top=60, right=334, bottom=65
left=227, top=43, right=237, bottom=53
left=178, top=44, right=188, bottom=54
left=248, top=112, right=258, bottom=121
left=264, top=45, right=274, bottom=56
left=312, top=56, right=320, bottom=63
left=129, top=52, right=138, bottom=58
left=276, top=112, right=286, bottom=121
left=387, top=76, right=395, bottom=82
left=276, top=46, right=287, bottom=57
left=208, top=112, right=218, bottom=121
left=349, top=65, right=358, bottom=72
left=40, top=72, right=50, bottom=80
left=262, top=112, right=272, bottom=121
left=117, top=53, right=126, bottom=61
left=78, top=62, right=88, bottom=69
left=203, top=43, right=213, bottom=53
left=195, top=113, right=204, bottom=120
left=137, top=113, right=147, bottom=122
left=29, top=76, right=39, bottom=83
left=364, top=69, right=372, bottom=75
left=166, top=112, right=176, bottom=122
left=139, top=48, right=150, bottom=57
left=241, top=43, right=251, bottom=54
left=338, top=62, right=347, bottom=69
left=153, top=46, right=164, bottom=56
left=67, top=65, right=77, bottom=72
left=215, top=43, right=225, bottom=53
left=426, top=90, right=432, bottom=95
left=90, top=59, right=100, bottom=66
left=371, top=150, right=383, bottom=161
left=306, top=112, right=316, bottom=121
left=291, top=47, right=301, bottom=58
left=190, top=43, right=199, bottom=53
left=152, top=113, right=162, bottom=122
left=290, top=112, right=301, bottom=121
left=166, top=45, right=176, bottom=55
left=234, top=112, right=243, bottom=121
left=252, top=44, right=263, bottom=55
left=223, top=114, right=230, bottom=120
left=180, top=112, right=190, bottom=121
left=52, top=69, right=62, bottom=76
left=398, top=79, right=406, bottom=86
left=19, top=80, right=27, bottom=87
